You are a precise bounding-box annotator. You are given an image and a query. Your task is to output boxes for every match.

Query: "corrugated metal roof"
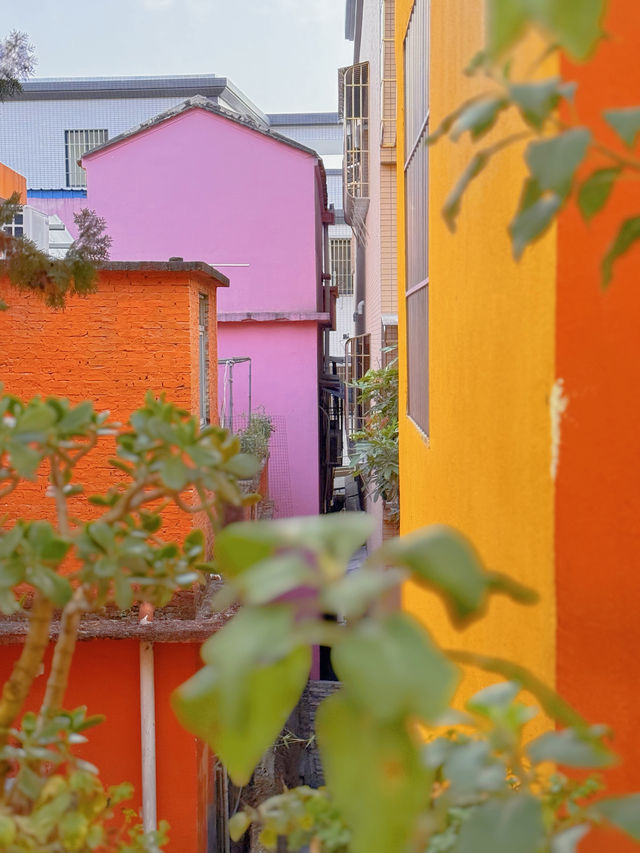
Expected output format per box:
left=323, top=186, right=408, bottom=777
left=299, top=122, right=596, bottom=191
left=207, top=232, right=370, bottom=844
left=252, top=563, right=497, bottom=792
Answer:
left=268, top=112, right=340, bottom=126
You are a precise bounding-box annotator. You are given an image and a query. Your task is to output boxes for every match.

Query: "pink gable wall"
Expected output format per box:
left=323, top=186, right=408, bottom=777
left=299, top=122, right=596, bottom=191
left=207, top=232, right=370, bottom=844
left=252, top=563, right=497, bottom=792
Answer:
left=83, top=108, right=322, bottom=516
left=84, top=109, right=320, bottom=314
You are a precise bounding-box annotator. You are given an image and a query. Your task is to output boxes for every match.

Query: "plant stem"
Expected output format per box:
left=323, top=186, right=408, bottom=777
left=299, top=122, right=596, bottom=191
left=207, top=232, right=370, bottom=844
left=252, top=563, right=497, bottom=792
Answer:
left=0, top=595, right=53, bottom=782
left=37, top=587, right=87, bottom=727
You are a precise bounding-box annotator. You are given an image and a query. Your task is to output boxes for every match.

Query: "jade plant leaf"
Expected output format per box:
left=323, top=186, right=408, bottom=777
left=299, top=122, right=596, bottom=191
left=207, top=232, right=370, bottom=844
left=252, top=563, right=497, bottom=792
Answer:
left=316, top=691, right=431, bottom=853
left=172, top=606, right=310, bottom=785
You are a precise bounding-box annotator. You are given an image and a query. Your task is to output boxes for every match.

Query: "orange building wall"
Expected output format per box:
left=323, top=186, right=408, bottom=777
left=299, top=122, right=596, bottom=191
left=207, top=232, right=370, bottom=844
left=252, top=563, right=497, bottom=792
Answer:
left=0, top=269, right=218, bottom=543
left=0, top=268, right=221, bottom=851
left=0, top=162, right=26, bottom=203
left=556, top=1, right=640, bottom=845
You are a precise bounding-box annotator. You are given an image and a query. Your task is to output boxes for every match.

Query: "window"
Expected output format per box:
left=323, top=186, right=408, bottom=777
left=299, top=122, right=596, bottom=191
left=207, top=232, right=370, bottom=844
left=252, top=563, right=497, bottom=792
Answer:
left=198, top=294, right=210, bottom=428
left=330, top=238, right=354, bottom=296
left=3, top=211, right=23, bottom=238
left=345, top=333, right=371, bottom=439
left=64, top=129, right=108, bottom=187
left=404, top=0, right=429, bottom=433
left=342, top=62, right=370, bottom=200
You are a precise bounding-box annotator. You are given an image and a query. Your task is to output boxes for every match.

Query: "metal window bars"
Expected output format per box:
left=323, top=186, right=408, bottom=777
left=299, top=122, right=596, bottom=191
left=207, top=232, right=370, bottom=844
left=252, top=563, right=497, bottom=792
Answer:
left=344, top=333, right=371, bottom=440
left=64, top=129, right=108, bottom=188
left=330, top=237, right=354, bottom=296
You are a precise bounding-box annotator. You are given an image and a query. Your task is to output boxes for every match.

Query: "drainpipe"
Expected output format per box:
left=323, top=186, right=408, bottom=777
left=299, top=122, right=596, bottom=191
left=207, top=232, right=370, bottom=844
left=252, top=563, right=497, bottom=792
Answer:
left=139, top=602, right=157, bottom=833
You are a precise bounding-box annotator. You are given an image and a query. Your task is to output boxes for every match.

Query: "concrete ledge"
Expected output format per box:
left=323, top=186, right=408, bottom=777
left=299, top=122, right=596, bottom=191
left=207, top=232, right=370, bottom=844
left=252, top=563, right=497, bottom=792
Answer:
left=218, top=311, right=331, bottom=323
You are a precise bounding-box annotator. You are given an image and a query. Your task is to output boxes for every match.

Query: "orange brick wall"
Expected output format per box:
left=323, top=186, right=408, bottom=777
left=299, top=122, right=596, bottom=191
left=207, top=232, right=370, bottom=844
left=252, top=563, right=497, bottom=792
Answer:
left=0, top=268, right=219, bottom=544
left=0, top=267, right=222, bottom=852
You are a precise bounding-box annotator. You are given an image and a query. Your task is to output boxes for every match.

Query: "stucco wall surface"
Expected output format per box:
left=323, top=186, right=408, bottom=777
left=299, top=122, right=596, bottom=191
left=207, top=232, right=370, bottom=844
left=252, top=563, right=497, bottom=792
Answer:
left=218, top=321, right=320, bottom=516
left=396, top=0, right=557, bottom=709
left=83, top=108, right=320, bottom=315
left=555, top=0, right=640, bottom=833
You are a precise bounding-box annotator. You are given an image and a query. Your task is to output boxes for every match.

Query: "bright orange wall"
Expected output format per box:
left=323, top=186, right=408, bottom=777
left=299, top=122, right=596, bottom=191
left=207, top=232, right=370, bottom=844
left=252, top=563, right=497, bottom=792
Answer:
left=396, top=0, right=558, bottom=711
left=556, top=1, right=640, bottom=845
left=0, top=269, right=218, bottom=544
left=0, top=162, right=26, bottom=203
left=0, top=268, right=221, bottom=851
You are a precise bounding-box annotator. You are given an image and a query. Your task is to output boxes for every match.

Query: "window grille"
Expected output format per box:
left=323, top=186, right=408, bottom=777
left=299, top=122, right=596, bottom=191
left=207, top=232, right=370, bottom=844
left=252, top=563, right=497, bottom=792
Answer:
left=345, top=333, right=371, bottom=440
left=404, top=0, right=429, bottom=434
left=330, top=238, right=354, bottom=296
left=198, top=294, right=211, bottom=428
left=342, top=62, right=370, bottom=200
left=64, top=129, right=108, bottom=188
left=2, top=211, right=23, bottom=238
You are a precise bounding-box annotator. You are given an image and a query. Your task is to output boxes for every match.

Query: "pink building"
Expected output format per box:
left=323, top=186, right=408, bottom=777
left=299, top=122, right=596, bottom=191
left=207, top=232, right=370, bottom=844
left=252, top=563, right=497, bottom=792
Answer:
left=81, top=97, right=334, bottom=517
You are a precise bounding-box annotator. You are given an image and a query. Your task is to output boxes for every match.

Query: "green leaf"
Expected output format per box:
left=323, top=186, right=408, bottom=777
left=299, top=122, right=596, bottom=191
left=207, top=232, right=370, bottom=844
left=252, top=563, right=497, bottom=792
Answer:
left=455, top=795, right=545, bottom=853
left=172, top=606, right=310, bottom=785
left=223, top=452, right=260, bottom=480
left=87, top=521, right=115, bottom=554
left=577, top=167, right=620, bottom=222
left=114, top=573, right=133, bottom=610
left=444, top=739, right=506, bottom=794
left=525, top=129, right=591, bottom=197
left=331, top=613, right=458, bottom=723
left=590, top=794, right=640, bottom=840
left=451, top=97, right=506, bottom=141
left=379, top=525, right=491, bottom=627
left=427, top=102, right=473, bottom=146
left=509, top=183, right=562, bottom=260
left=6, top=440, right=42, bottom=478
left=0, top=589, right=20, bottom=615
left=486, top=0, right=528, bottom=58
left=509, top=77, right=564, bottom=130
left=443, top=152, right=490, bottom=232
left=316, top=691, right=431, bottom=853
left=601, top=216, right=640, bottom=287
left=604, top=107, right=640, bottom=148
left=14, top=402, right=56, bottom=437
left=235, top=554, right=317, bottom=606
left=550, top=825, right=589, bottom=853
left=527, top=727, right=615, bottom=768
left=532, top=0, right=606, bottom=60
left=29, top=567, right=72, bottom=607
left=321, top=567, right=405, bottom=618
left=57, top=401, right=95, bottom=435
left=229, top=811, right=251, bottom=842
left=467, top=680, right=522, bottom=714
left=0, top=525, right=24, bottom=558
left=159, top=455, right=189, bottom=491
left=215, top=513, right=374, bottom=577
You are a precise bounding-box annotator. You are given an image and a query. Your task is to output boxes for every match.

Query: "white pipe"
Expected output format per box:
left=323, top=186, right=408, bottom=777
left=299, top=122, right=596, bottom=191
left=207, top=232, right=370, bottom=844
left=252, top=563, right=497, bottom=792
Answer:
left=139, top=629, right=157, bottom=833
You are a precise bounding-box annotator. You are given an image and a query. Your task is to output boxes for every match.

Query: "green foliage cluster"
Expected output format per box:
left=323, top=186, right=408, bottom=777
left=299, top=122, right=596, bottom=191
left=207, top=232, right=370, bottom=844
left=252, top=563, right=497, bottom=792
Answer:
left=349, top=358, right=399, bottom=521
left=0, top=202, right=113, bottom=310
left=172, top=513, right=640, bottom=853
left=0, top=33, right=113, bottom=311
left=0, top=389, right=259, bottom=851
left=237, top=410, right=274, bottom=465
left=0, top=709, right=168, bottom=852
left=431, top=0, right=640, bottom=286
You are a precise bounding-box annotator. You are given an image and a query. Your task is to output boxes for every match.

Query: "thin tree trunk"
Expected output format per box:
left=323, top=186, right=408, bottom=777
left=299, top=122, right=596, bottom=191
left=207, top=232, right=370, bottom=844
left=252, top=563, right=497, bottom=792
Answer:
left=38, top=588, right=85, bottom=726
left=0, top=594, right=53, bottom=786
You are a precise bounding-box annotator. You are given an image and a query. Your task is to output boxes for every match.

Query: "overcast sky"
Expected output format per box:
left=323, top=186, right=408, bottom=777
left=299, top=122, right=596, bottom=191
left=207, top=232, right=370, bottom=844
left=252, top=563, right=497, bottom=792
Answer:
left=3, top=0, right=354, bottom=113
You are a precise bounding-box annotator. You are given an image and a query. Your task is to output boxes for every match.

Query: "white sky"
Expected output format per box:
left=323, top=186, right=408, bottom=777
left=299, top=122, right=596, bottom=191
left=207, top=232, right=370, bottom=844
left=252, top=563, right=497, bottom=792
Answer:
left=3, top=0, right=354, bottom=114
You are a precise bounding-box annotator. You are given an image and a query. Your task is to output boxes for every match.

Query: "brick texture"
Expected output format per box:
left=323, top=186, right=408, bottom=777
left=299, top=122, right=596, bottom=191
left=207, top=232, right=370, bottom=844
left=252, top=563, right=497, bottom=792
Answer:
left=0, top=268, right=220, bottom=546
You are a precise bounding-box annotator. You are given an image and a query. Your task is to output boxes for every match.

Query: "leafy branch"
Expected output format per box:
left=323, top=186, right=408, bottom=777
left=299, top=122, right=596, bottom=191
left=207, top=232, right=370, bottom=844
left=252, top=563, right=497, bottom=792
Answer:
left=432, top=0, right=640, bottom=286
